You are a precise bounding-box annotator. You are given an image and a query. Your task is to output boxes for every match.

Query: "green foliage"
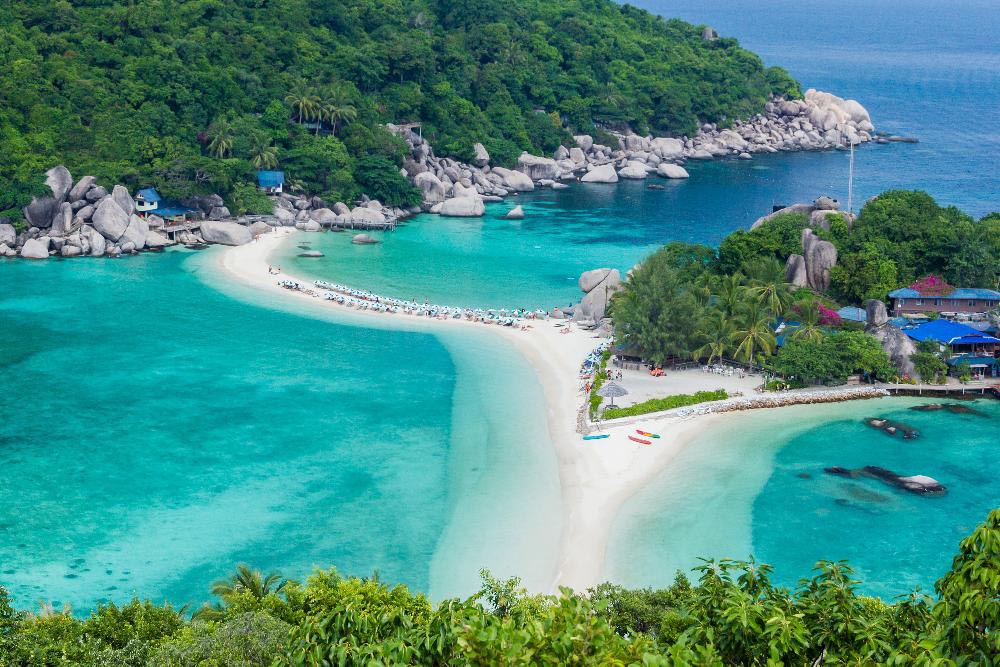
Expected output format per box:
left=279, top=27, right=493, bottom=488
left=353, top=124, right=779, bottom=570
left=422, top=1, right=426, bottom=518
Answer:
left=715, top=213, right=812, bottom=275
left=3, top=508, right=1000, bottom=665
left=0, top=0, right=798, bottom=202
left=602, top=389, right=727, bottom=420
left=769, top=330, right=895, bottom=385
left=227, top=183, right=275, bottom=216
left=352, top=156, right=422, bottom=207
left=830, top=242, right=899, bottom=303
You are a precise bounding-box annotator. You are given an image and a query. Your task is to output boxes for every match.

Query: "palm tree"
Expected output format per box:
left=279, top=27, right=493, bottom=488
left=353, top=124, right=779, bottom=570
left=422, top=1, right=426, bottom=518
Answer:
left=790, top=299, right=824, bottom=342
left=693, top=311, right=735, bottom=365
left=731, top=300, right=777, bottom=364
left=320, top=89, right=357, bottom=136
left=714, top=272, right=745, bottom=317
left=210, top=564, right=286, bottom=601
left=206, top=119, right=234, bottom=158
left=285, top=85, right=320, bottom=125
left=250, top=140, right=278, bottom=170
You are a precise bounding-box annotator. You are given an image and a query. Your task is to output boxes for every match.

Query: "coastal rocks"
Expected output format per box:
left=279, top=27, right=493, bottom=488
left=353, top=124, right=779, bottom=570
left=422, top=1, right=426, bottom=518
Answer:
left=580, top=164, right=618, bottom=183
left=273, top=207, right=296, bottom=226
left=751, top=203, right=815, bottom=230
left=785, top=254, right=808, bottom=287
left=618, top=163, right=648, bottom=179
left=82, top=225, right=106, bottom=256
left=0, top=223, right=16, bottom=246
left=111, top=185, right=135, bottom=217
left=309, top=208, right=338, bottom=226
left=46, top=166, right=74, bottom=202
left=23, top=196, right=60, bottom=229
left=249, top=221, right=274, bottom=236
left=574, top=135, right=594, bottom=152
left=295, top=220, right=322, bottom=232
left=472, top=142, right=490, bottom=167
left=516, top=152, right=561, bottom=181
left=143, top=230, right=171, bottom=248
left=865, top=299, right=917, bottom=377
left=91, top=197, right=131, bottom=242
left=199, top=220, right=252, bottom=246
left=0, top=243, right=17, bottom=257
left=350, top=207, right=387, bottom=226
left=439, top=196, right=485, bottom=217
left=414, top=172, right=446, bottom=203
left=68, top=175, right=97, bottom=202
left=802, top=229, right=837, bottom=293
left=575, top=268, right=621, bottom=321
left=208, top=206, right=231, bottom=220
left=490, top=167, right=535, bottom=192
left=352, top=233, right=379, bottom=245
left=656, top=163, right=689, bottom=179
left=504, top=205, right=525, bottom=220
left=299, top=250, right=324, bottom=257
left=85, top=186, right=108, bottom=202
left=121, top=214, right=149, bottom=249
left=20, top=237, right=50, bottom=259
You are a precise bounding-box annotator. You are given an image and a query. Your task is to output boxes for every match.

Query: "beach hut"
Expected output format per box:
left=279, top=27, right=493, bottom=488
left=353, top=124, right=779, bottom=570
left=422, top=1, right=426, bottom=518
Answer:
left=597, top=381, right=628, bottom=409
left=135, top=187, right=161, bottom=215
left=256, top=170, right=285, bottom=194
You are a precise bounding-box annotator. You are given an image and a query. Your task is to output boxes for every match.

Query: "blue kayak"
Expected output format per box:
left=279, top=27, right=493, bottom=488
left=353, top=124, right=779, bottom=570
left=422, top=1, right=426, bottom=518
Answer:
left=583, top=434, right=610, bottom=440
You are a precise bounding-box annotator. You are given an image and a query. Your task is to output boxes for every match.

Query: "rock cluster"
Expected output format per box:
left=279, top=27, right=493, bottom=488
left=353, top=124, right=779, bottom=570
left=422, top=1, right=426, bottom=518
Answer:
left=785, top=227, right=838, bottom=292
left=572, top=268, right=621, bottom=323
left=752, top=195, right=855, bottom=231
left=267, top=191, right=412, bottom=230
left=7, top=167, right=166, bottom=259
left=865, top=299, right=917, bottom=377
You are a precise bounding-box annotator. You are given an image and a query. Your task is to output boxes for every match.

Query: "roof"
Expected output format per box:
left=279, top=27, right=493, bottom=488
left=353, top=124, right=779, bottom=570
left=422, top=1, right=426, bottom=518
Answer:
left=156, top=206, right=194, bottom=217
left=946, top=356, right=1000, bottom=368
left=837, top=306, right=867, bottom=322
left=889, top=287, right=1000, bottom=300
left=256, top=170, right=285, bottom=187
left=136, top=187, right=162, bottom=202
left=903, top=320, right=1000, bottom=345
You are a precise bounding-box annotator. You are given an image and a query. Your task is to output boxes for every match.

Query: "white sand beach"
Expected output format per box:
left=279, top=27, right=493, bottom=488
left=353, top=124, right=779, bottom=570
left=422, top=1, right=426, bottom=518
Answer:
left=215, top=228, right=732, bottom=591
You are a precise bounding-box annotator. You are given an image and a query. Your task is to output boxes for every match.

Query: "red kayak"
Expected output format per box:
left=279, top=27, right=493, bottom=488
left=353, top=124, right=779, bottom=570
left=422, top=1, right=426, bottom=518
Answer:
left=628, top=435, right=652, bottom=445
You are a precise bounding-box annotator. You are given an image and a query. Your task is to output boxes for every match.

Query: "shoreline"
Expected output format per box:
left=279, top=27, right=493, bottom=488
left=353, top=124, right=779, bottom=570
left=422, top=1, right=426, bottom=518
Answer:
left=211, top=229, right=925, bottom=592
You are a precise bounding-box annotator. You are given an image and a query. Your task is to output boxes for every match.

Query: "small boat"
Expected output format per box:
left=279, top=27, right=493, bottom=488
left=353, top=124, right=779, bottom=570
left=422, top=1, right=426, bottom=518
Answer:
left=629, top=435, right=652, bottom=445
left=636, top=430, right=660, bottom=439
left=583, top=434, right=610, bottom=441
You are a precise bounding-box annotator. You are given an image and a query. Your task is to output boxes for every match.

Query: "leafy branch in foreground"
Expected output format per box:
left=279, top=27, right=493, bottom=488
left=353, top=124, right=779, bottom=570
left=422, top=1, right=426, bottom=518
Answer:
left=1, top=509, right=997, bottom=665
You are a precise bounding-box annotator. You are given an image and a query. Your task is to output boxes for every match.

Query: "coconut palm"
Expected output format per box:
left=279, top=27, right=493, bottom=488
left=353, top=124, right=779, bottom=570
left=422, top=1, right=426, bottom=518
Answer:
left=210, top=564, right=286, bottom=601
left=693, top=311, right=735, bottom=365
left=714, top=272, right=745, bottom=317
left=206, top=119, right=234, bottom=158
left=285, top=85, right=320, bottom=125
left=320, top=90, right=358, bottom=136
left=746, top=257, right=793, bottom=318
left=790, top=299, right=825, bottom=342
left=731, top=299, right=777, bottom=364
left=250, top=140, right=278, bottom=169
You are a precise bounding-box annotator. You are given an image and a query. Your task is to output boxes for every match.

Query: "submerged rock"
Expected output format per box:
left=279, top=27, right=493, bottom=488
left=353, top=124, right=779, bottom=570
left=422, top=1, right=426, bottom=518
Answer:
left=352, top=233, right=379, bottom=245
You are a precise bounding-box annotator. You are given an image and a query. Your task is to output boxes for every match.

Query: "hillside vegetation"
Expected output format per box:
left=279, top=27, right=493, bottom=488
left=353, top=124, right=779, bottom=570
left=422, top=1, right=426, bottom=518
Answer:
left=0, top=0, right=799, bottom=214
left=1, top=509, right=997, bottom=665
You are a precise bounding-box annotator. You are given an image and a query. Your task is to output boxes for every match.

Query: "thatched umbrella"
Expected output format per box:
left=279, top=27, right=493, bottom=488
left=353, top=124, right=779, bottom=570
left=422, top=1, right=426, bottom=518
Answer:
left=597, top=381, right=628, bottom=408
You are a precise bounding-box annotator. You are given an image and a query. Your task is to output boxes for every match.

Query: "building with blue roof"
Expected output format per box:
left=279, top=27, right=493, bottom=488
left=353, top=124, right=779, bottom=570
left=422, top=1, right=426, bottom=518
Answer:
left=889, top=286, right=1000, bottom=315
left=135, top=187, right=162, bottom=214
left=836, top=306, right=868, bottom=323
left=904, top=319, right=1000, bottom=379
left=257, top=170, right=285, bottom=194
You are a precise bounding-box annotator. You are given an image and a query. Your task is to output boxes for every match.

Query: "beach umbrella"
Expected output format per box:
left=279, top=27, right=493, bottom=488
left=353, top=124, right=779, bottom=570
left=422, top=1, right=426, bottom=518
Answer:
left=597, top=381, right=628, bottom=408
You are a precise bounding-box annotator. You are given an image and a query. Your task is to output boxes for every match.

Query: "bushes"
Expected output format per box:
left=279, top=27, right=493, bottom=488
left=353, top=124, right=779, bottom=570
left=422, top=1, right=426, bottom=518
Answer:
left=227, top=183, right=275, bottom=216
left=352, top=156, right=422, bottom=208
left=602, top=389, right=727, bottom=419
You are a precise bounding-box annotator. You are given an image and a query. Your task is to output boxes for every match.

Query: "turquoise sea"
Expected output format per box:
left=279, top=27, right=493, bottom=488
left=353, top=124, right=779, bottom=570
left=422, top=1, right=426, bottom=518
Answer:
left=0, top=251, right=559, bottom=611
left=2, top=0, right=998, bottom=611
left=606, top=397, right=1000, bottom=598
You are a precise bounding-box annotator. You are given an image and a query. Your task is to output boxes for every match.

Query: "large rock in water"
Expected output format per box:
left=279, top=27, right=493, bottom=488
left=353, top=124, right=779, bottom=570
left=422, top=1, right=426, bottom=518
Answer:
left=516, top=152, right=560, bottom=181
left=111, top=185, right=135, bottom=216
left=81, top=225, right=106, bottom=256
left=51, top=202, right=74, bottom=237
left=580, top=164, right=618, bottom=183
left=121, top=214, right=149, bottom=250
left=575, top=268, right=621, bottom=321
left=504, top=205, right=525, bottom=220
left=350, top=207, right=386, bottom=226
left=91, top=197, right=131, bottom=241
left=785, top=254, right=808, bottom=287
left=23, top=196, right=60, bottom=229
left=439, top=196, right=485, bottom=217
left=618, top=163, right=648, bottom=179
left=20, top=237, right=50, bottom=259
left=414, top=171, right=446, bottom=203
left=657, top=163, right=689, bottom=179
left=490, top=167, right=534, bottom=192
left=200, top=220, right=251, bottom=246
left=144, top=230, right=171, bottom=248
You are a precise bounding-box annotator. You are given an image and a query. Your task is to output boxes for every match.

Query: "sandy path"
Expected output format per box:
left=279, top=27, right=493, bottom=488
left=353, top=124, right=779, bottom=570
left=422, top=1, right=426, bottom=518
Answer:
left=215, top=229, right=721, bottom=591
